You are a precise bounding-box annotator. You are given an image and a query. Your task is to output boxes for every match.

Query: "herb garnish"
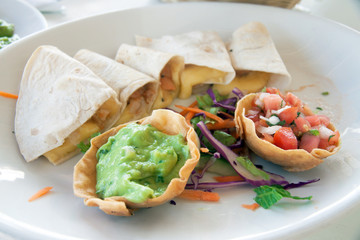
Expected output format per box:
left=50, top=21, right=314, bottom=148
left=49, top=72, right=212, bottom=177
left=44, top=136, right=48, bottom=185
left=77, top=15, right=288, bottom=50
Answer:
left=321, top=91, right=329, bottom=96
left=308, top=129, right=319, bottom=136
left=254, top=185, right=312, bottom=209
left=328, top=134, right=335, bottom=142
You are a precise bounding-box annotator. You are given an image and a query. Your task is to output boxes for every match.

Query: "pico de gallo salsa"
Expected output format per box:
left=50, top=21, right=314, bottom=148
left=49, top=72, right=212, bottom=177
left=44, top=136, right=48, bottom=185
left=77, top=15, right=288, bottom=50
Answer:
left=245, top=87, right=340, bottom=153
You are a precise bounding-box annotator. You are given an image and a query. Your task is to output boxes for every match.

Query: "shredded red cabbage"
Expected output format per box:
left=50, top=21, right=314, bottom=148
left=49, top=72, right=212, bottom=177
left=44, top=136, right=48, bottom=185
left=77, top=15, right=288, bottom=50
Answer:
left=196, top=121, right=289, bottom=187
left=232, top=87, right=244, bottom=99
left=190, top=155, right=218, bottom=189
left=283, top=178, right=320, bottom=190
left=186, top=181, right=247, bottom=190
left=207, top=88, right=236, bottom=112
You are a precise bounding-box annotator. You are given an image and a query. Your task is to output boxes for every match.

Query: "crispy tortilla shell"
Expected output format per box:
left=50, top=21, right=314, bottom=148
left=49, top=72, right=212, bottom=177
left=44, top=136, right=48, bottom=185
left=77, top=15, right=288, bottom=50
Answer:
left=73, top=109, right=200, bottom=216
left=235, top=93, right=341, bottom=172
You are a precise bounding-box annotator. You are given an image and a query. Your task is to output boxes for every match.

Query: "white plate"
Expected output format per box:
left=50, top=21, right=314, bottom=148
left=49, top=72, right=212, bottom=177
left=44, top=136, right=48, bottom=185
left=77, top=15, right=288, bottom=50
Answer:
left=0, top=0, right=47, bottom=38
left=1, top=2, right=360, bottom=240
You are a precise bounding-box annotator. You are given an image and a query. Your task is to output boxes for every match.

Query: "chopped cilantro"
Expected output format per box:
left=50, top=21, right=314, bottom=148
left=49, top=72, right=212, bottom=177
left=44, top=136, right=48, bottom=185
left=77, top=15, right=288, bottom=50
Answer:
left=321, top=91, right=329, bottom=96
left=308, top=129, right=319, bottom=136
left=254, top=185, right=312, bottom=209
left=316, top=107, right=323, bottom=111
left=328, top=134, right=335, bottom=142
left=280, top=100, right=284, bottom=108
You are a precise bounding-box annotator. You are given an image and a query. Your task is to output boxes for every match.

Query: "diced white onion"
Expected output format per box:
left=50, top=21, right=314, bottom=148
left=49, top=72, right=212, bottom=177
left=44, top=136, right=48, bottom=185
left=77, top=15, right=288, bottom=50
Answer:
left=255, top=98, right=264, bottom=108
left=319, top=125, right=334, bottom=139
left=248, top=109, right=259, bottom=115
left=260, top=115, right=280, bottom=125
left=271, top=105, right=291, bottom=115
left=257, top=125, right=282, bottom=135
left=259, top=92, right=270, bottom=101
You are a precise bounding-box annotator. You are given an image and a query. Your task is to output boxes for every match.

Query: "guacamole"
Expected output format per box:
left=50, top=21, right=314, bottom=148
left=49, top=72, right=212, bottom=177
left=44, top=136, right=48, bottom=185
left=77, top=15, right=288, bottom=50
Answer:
left=0, top=19, right=19, bottom=49
left=95, top=123, right=190, bottom=203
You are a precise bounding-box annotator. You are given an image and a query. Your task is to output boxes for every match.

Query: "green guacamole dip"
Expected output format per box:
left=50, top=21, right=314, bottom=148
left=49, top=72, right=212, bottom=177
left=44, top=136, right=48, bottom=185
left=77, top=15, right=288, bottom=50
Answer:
left=95, top=123, right=190, bottom=203
left=0, top=19, right=19, bottom=49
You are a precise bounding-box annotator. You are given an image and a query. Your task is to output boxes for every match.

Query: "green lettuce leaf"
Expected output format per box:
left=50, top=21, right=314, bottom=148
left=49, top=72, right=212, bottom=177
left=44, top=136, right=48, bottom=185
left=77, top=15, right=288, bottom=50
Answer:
left=236, top=156, right=270, bottom=180
left=77, top=132, right=101, bottom=153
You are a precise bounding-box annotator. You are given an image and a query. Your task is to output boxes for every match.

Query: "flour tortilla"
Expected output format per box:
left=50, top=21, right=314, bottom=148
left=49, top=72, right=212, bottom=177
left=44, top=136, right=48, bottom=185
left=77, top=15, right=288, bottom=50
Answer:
left=227, top=21, right=291, bottom=89
left=136, top=31, right=235, bottom=98
left=115, top=43, right=184, bottom=109
left=15, top=45, right=121, bottom=163
left=74, top=49, right=159, bottom=125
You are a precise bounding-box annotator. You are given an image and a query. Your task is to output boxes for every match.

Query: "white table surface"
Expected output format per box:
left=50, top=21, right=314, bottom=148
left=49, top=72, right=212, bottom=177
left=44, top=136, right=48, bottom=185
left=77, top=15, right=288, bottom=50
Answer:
left=27, top=0, right=360, bottom=239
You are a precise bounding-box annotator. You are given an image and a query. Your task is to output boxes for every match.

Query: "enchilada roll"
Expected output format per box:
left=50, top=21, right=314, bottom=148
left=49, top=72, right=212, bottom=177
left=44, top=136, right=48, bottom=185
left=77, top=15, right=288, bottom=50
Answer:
left=73, top=109, right=200, bottom=216
left=74, top=49, right=159, bottom=126
left=214, top=22, right=292, bottom=95
left=136, top=31, right=235, bottom=99
left=15, top=45, right=122, bottom=165
left=115, top=44, right=184, bottom=109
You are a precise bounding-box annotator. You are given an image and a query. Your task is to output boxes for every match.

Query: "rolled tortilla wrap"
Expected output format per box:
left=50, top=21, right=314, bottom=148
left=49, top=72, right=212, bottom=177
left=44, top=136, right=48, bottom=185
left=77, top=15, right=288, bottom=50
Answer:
left=136, top=31, right=235, bottom=99
left=115, top=43, right=184, bottom=109
left=214, top=22, right=291, bottom=95
left=74, top=49, right=159, bottom=126
left=15, top=45, right=122, bottom=165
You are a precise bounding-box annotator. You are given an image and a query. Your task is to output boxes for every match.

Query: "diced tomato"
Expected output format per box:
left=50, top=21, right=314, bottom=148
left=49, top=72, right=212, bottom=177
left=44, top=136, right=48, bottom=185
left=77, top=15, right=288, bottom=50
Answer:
left=273, top=127, right=298, bottom=150
left=294, top=117, right=311, bottom=133
left=318, top=138, right=330, bottom=150
left=247, top=114, right=259, bottom=122
left=318, top=115, right=330, bottom=127
left=266, top=87, right=284, bottom=98
left=278, top=107, right=298, bottom=124
left=263, top=94, right=283, bottom=111
left=328, top=130, right=340, bottom=145
left=299, top=133, right=320, bottom=153
left=255, top=119, right=268, bottom=129
left=285, top=92, right=302, bottom=107
left=305, top=115, right=321, bottom=127
left=262, top=133, right=274, bottom=144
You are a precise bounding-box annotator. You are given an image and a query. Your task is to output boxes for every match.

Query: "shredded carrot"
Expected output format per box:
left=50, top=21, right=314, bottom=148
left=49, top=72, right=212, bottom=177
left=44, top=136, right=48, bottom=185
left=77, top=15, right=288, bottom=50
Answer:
left=28, top=187, right=53, bottom=202
left=0, top=91, right=18, bottom=99
left=213, top=175, right=245, bottom=182
left=206, top=119, right=235, bottom=130
left=175, top=105, right=224, bottom=123
left=185, top=110, right=196, bottom=125
left=178, top=189, right=220, bottom=202
left=242, top=203, right=260, bottom=211
left=179, top=100, right=198, bottom=116
left=200, top=147, right=209, bottom=153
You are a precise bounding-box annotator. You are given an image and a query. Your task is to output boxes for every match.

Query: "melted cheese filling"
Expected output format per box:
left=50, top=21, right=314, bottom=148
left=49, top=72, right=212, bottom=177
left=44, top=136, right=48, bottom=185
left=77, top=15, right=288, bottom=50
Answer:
left=213, top=71, right=270, bottom=95
left=179, top=65, right=226, bottom=99
left=43, top=98, right=119, bottom=165
left=152, top=58, right=182, bottom=109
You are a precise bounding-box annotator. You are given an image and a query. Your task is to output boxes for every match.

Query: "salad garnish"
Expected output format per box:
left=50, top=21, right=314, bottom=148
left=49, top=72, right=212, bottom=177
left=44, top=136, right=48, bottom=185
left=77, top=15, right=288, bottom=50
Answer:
left=175, top=87, right=318, bottom=208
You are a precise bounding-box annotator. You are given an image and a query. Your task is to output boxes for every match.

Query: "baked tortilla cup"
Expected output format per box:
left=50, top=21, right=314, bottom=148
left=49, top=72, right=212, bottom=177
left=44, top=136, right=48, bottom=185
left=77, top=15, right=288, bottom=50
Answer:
left=73, top=109, right=200, bottom=216
left=235, top=93, right=341, bottom=172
